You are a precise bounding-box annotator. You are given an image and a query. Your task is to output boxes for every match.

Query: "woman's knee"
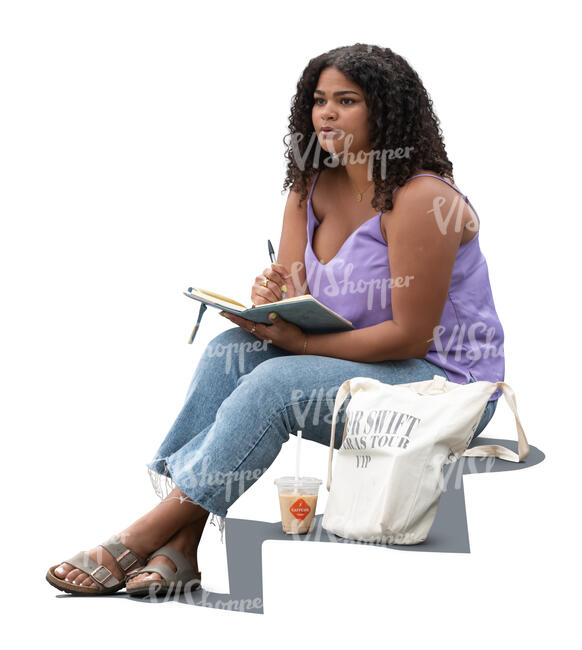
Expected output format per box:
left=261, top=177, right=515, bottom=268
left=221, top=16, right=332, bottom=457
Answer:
left=238, top=356, right=314, bottom=398
left=235, top=356, right=290, bottom=398
left=207, top=326, right=252, bottom=351
left=237, top=357, right=348, bottom=439
left=202, top=327, right=271, bottom=375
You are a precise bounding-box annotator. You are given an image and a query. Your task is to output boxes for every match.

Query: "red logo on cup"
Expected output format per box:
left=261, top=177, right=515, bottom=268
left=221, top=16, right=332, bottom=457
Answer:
left=289, top=498, right=311, bottom=520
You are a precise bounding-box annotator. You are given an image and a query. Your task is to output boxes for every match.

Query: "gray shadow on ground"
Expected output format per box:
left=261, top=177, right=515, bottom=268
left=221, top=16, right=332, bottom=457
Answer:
left=57, top=436, right=544, bottom=614
left=126, top=436, right=544, bottom=613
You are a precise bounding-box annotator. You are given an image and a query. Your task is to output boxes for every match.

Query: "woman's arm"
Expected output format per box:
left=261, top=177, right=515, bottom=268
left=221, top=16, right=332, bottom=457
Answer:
left=276, top=187, right=311, bottom=296
left=303, top=321, right=424, bottom=362
left=304, top=177, right=465, bottom=362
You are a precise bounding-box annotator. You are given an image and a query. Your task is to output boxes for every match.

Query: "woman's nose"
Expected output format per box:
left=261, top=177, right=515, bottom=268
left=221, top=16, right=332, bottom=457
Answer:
left=322, top=109, right=337, bottom=120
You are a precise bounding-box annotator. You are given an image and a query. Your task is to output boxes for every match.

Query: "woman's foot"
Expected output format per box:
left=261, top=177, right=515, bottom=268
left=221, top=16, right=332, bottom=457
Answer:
left=50, top=487, right=207, bottom=592
left=126, top=515, right=208, bottom=590
left=51, top=534, right=151, bottom=590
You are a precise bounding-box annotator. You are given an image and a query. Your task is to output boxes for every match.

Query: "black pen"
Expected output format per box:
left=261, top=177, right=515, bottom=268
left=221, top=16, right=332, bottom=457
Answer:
left=267, top=239, right=286, bottom=299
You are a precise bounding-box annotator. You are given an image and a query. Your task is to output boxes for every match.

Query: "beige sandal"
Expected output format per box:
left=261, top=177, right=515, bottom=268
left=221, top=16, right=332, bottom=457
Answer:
left=46, top=535, right=146, bottom=596
left=125, top=545, right=202, bottom=597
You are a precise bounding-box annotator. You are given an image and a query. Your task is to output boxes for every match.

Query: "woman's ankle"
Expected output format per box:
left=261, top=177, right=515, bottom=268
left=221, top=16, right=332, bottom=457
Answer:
left=162, top=521, right=205, bottom=567
left=117, top=517, right=174, bottom=558
left=117, top=499, right=209, bottom=559
left=175, top=518, right=206, bottom=547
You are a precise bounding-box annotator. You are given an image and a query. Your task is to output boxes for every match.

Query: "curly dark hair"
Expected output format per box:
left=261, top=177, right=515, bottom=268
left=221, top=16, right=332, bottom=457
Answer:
left=282, top=43, right=454, bottom=213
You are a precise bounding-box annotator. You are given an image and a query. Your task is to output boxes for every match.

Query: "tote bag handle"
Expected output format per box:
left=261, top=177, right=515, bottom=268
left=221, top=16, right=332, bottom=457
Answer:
left=462, top=381, right=530, bottom=462
left=326, top=378, right=353, bottom=491
left=326, top=379, right=530, bottom=490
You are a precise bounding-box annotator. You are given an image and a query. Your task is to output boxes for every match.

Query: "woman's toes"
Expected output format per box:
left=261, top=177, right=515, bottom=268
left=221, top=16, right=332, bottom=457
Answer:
left=51, top=545, right=129, bottom=590
left=54, top=563, right=69, bottom=578
left=80, top=576, right=97, bottom=588
left=66, top=569, right=82, bottom=583
left=142, top=572, right=161, bottom=582
left=55, top=562, right=76, bottom=579
left=130, top=572, right=150, bottom=583
left=128, top=571, right=160, bottom=585
left=72, top=571, right=89, bottom=585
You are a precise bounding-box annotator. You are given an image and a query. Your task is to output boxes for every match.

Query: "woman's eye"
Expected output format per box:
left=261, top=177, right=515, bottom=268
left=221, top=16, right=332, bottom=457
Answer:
left=314, top=98, right=354, bottom=105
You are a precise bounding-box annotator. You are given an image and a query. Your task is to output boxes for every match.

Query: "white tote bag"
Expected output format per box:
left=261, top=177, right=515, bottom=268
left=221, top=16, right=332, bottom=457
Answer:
left=322, top=374, right=529, bottom=545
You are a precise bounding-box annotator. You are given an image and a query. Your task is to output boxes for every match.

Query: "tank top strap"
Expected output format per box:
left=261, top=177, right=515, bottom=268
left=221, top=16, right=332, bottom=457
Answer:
left=395, top=173, right=481, bottom=225
left=308, top=170, right=321, bottom=203
left=308, top=169, right=480, bottom=225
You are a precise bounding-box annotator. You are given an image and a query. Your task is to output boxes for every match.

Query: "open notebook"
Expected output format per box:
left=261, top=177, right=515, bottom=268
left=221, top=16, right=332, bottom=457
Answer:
left=184, top=287, right=354, bottom=344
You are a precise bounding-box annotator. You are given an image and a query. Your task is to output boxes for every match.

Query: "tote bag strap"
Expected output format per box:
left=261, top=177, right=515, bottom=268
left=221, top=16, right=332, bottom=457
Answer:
left=462, top=381, right=530, bottom=462
left=326, top=378, right=353, bottom=491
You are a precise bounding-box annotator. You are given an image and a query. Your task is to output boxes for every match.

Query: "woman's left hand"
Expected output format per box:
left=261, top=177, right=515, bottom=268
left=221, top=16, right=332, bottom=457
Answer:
left=219, top=310, right=306, bottom=354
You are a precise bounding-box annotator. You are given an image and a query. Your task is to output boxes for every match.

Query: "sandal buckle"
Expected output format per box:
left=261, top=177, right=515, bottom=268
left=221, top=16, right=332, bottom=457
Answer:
left=90, top=565, right=113, bottom=586
left=116, top=548, right=139, bottom=572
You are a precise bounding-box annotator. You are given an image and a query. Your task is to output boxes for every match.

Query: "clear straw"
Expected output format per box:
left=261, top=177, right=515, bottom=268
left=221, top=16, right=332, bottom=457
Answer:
left=295, top=430, right=302, bottom=492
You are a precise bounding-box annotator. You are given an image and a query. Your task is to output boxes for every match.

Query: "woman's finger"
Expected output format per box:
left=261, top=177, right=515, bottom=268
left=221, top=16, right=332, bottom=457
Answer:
left=266, top=265, right=288, bottom=285
left=254, top=284, right=281, bottom=303
left=250, top=264, right=292, bottom=304
left=271, top=264, right=299, bottom=296
left=271, top=262, right=291, bottom=278
left=219, top=312, right=247, bottom=327
left=220, top=311, right=265, bottom=333
left=252, top=274, right=281, bottom=303
left=258, top=270, right=284, bottom=291
left=261, top=265, right=290, bottom=291
left=251, top=287, right=280, bottom=305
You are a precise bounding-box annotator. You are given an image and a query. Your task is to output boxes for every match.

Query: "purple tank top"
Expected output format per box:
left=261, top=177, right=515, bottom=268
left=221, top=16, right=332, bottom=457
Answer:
left=304, top=171, right=505, bottom=401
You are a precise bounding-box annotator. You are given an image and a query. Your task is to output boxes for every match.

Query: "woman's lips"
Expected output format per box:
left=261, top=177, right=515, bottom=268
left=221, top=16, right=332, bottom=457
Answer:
left=321, top=130, right=340, bottom=137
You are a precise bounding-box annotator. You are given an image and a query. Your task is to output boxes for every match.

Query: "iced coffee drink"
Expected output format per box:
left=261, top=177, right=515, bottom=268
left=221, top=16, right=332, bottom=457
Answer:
left=274, top=476, right=322, bottom=534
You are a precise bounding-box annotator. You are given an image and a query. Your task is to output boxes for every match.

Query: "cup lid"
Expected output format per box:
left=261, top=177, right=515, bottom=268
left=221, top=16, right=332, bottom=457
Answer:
left=274, top=476, right=322, bottom=487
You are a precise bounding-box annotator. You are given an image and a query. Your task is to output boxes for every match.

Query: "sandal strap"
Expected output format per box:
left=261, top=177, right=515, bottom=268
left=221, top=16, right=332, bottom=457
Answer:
left=148, top=545, right=193, bottom=574
left=100, top=535, right=145, bottom=573
left=129, top=562, right=179, bottom=585
left=129, top=545, right=201, bottom=586
left=61, top=536, right=145, bottom=591
left=65, top=551, right=123, bottom=591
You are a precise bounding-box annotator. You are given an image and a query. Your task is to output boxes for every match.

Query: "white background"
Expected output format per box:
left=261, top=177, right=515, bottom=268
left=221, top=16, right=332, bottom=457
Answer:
left=1, top=0, right=579, bottom=646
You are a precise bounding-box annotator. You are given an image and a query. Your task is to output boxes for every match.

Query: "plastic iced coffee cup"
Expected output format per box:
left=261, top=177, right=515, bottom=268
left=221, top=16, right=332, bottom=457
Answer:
left=274, top=476, right=322, bottom=534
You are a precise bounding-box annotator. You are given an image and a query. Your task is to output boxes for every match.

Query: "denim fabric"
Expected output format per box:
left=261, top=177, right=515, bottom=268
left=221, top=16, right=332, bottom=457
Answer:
left=147, top=327, right=498, bottom=532
left=469, top=374, right=498, bottom=437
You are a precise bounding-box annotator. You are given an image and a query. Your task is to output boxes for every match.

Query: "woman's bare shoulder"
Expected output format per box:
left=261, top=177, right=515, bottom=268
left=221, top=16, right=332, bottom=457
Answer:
left=407, top=168, right=456, bottom=187
left=382, top=168, right=478, bottom=244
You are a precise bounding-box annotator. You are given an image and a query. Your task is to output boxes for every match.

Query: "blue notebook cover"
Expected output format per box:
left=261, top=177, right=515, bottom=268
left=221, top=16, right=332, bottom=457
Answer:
left=184, top=287, right=354, bottom=334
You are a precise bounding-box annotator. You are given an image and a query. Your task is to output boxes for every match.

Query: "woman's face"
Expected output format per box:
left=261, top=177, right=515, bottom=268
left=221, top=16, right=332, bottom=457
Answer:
left=312, top=67, right=371, bottom=160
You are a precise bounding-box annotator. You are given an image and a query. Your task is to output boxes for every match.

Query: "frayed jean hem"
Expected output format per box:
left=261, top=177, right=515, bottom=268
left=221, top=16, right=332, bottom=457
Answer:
left=146, top=460, right=227, bottom=544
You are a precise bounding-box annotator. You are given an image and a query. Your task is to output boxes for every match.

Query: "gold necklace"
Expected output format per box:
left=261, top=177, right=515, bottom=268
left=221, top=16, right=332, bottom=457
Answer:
left=346, top=174, right=374, bottom=202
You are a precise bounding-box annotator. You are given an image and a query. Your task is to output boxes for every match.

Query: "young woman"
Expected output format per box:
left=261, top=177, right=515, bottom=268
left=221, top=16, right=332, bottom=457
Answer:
left=46, top=43, right=504, bottom=597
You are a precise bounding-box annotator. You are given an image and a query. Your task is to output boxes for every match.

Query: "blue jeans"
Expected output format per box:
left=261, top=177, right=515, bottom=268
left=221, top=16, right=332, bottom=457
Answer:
left=147, top=327, right=498, bottom=531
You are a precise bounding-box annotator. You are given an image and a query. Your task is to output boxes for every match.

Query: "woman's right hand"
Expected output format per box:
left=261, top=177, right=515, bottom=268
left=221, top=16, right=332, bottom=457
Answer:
left=251, top=263, right=299, bottom=306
